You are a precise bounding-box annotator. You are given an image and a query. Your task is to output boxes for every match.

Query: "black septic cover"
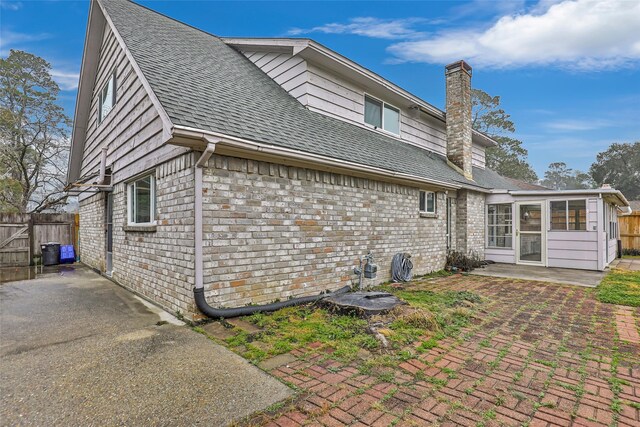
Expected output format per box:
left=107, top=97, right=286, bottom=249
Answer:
left=323, top=291, right=406, bottom=315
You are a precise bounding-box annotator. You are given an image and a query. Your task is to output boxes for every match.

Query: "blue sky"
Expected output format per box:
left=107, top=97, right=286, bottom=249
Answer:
left=1, top=0, right=638, bottom=178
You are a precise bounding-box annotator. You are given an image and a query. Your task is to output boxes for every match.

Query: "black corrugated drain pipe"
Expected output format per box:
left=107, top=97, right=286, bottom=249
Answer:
left=194, top=285, right=351, bottom=319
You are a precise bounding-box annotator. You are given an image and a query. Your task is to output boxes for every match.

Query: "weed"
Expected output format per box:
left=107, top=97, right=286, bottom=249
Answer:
left=482, top=409, right=496, bottom=420
left=495, top=395, right=505, bottom=406
left=443, top=367, right=458, bottom=379
left=611, top=399, right=622, bottom=413
left=534, top=359, right=557, bottom=368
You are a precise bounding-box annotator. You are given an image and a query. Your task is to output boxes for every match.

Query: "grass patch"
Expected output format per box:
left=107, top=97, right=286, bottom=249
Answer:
left=222, top=285, right=482, bottom=365
left=597, top=269, right=640, bottom=307
left=224, top=306, right=375, bottom=363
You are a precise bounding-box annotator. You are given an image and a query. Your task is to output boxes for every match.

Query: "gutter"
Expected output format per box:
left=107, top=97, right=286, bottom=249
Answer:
left=192, top=137, right=350, bottom=319
left=508, top=189, right=631, bottom=211
left=171, top=125, right=485, bottom=193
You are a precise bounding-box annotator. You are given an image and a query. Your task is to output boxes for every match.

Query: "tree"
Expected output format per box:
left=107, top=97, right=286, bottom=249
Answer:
left=0, top=50, right=71, bottom=213
left=541, top=162, right=593, bottom=190
left=590, top=142, right=640, bottom=200
left=471, top=89, right=538, bottom=183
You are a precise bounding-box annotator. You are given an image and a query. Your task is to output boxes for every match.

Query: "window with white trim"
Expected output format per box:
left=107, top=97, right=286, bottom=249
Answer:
left=419, top=191, right=436, bottom=214
left=98, top=72, right=116, bottom=124
left=364, top=95, right=400, bottom=135
left=550, top=200, right=586, bottom=231
left=487, top=204, right=512, bottom=248
left=128, top=174, right=155, bottom=224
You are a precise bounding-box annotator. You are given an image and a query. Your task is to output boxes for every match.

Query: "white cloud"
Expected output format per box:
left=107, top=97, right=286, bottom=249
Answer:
left=51, top=70, right=80, bottom=91
left=288, top=17, right=433, bottom=40
left=544, top=119, right=612, bottom=132
left=0, top=1, right=22, bottom=11
left=388, top=0, right=640, bottom=70
left=0, top=29, right=51, bottom=55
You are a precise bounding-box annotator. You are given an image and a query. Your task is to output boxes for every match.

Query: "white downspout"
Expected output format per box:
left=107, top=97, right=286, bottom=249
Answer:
left=97, top=146, right=108, bottom=184
left=194, top=139, right=218, bottom=291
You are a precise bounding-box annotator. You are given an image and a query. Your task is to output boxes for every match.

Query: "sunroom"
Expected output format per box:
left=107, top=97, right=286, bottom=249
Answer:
left=484, top=188, right=631, bottom=271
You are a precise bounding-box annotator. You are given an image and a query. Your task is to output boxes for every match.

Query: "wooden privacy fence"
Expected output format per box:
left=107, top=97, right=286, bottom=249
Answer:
left=620, top=212, right=640, bottom=251
left=0, top=213, right=78, bottom=267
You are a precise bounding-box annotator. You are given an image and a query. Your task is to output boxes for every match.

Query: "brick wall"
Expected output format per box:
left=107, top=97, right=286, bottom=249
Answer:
left=110, top=153, right=196, bottom=316
left=455, top=189, right=485, bottom=257
left=79, top=153, right=197, bottom=317
left=79, top=192, right=106, bottom=272
left=201, top=154, right=452, bottom=308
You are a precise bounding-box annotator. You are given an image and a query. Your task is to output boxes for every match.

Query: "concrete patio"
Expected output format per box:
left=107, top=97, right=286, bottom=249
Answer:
left=611, top=258, right=640, bottom=271
left=471, top=263, right=607, bottom=287
left=0, top=264, right=291, bottom=426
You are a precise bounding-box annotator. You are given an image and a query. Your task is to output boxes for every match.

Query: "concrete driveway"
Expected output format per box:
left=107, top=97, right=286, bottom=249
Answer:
left=0, top=265, right=291, bottom=426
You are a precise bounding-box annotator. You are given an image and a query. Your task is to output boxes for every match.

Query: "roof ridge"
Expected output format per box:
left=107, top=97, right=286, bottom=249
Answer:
left=105, top=0, right=224, bottom=42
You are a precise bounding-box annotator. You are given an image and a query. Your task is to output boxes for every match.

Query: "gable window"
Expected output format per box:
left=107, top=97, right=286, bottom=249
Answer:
left=487, top=204, right=512, bottom=248
left=550, top=200, right=586, bottom=231
left=419, top=191, right=436, bottom=214
left=364, top=95, right=400, bottom=135
left=98, top=72, right=116, bottom=124
left=128, top=174, right=155, bottom=225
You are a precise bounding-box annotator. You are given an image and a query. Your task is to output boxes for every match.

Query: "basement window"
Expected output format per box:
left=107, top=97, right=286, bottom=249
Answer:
left=550, top=200, right=586, bottom=231
left=127, top=174, right=156, bottom=225
left=419, top=191, right=436, bottom=214
left=98, top=72, right=116, bottom=124
left=364, top=95, right=400, bottom=135
left=487, top=204, right=512, bottom=248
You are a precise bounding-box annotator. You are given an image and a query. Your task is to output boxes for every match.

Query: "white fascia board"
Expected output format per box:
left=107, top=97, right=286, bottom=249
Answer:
left=509, top=189, right=630, bottom=208
left=67, top=0, right=104, bottom=184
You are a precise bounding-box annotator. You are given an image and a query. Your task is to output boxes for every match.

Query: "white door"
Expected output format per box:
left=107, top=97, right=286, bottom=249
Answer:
left=516, top=202, right=546, bottom=265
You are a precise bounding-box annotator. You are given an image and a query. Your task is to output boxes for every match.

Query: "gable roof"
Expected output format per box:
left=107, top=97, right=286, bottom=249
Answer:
left=70, top=0, right=519, bottom=192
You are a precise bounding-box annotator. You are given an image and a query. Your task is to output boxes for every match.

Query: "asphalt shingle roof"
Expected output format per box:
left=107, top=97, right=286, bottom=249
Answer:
left=101, top=0, right=519, bottom=191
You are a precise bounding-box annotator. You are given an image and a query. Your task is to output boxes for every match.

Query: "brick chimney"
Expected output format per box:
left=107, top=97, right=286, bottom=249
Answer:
left=445, top=60, right=473, bottom=180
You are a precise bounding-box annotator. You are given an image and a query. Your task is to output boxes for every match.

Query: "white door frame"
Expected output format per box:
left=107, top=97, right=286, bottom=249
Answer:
left=515, top=201, right=547, bottom=266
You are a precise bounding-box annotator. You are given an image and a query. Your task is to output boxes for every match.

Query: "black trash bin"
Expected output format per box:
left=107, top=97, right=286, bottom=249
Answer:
left=41, top=242, right=61, bottom=266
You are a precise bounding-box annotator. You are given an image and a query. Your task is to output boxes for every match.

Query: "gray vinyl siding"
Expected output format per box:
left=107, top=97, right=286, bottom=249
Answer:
left=240, top=50, right=486, bottom=168
left=472, top=144, right=486, bottom=169
left=547, top=231, right=598, bottom=270
left=79, top=23, right=184, bottom=201
left=242, top=51, right=309, bottom=104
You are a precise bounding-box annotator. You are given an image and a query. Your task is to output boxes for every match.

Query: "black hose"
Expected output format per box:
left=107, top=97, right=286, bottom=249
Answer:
left=194, top=285, right=352, bottom=319
left=391, top=252, right=413, bottom=282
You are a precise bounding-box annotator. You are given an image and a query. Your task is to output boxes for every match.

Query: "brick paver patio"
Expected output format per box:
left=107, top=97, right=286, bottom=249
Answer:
left=241, top=275, right=640, bottom=427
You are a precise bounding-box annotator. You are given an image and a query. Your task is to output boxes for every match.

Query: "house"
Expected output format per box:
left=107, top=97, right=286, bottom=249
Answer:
left=67, top=0, right=631, bottom=319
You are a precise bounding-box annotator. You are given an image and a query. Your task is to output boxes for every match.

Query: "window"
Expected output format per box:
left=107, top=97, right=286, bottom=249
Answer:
left=487, top=204, right=512, bottom=248
left=550, top=200, right=586, bottom=231
left=128, top=174, right=155, bottom=224
left=609, top=221, right=617, bottom=239
left=419, top=191, right=436, bottom=214
left=98, top=72, right=116, bottom=123
left=364, top=95, right=400, bottom=135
